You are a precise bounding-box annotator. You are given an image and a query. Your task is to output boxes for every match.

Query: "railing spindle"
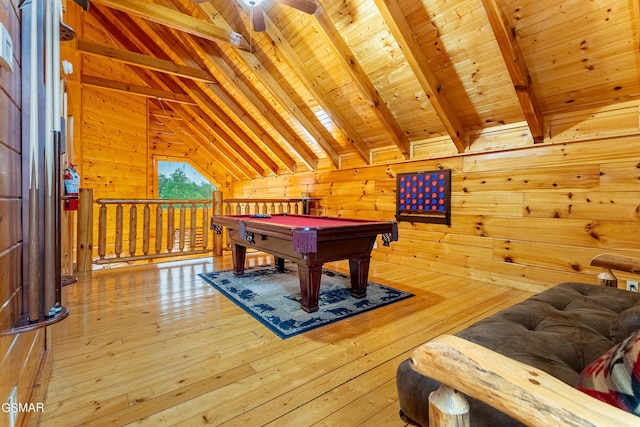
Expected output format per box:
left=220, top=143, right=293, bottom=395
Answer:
left=202, top=205, right=209, bottom=249
left=179, top=204, right=186, bottom=252
left=143, top=204, right=150, bottom=255
left=155, top=204, right=163, bottom=254
left=98, top=203, right=106, bottom=260
left=115, top=203, right=123, bottom=258
left=167, top=205, right=174, bottom=253
left=190, top=204, right=197, bottom=250
left=129, top=204, right=137, bottom=256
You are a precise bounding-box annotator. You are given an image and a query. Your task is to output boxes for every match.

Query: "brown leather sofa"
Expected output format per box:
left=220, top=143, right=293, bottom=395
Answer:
left=396, top=254, right=640, bottom=426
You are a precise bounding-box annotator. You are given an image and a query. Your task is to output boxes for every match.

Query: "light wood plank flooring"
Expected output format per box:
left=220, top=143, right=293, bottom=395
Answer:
left=37, top=253, right=533, bottom=426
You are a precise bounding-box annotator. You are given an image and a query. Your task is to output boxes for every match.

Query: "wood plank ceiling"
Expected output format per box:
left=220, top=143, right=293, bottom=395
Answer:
left=74, top=0, right=640, bottom=185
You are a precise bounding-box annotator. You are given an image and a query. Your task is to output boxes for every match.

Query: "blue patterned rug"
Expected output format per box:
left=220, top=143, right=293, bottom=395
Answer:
left=199, top=264, right=413, bottom=339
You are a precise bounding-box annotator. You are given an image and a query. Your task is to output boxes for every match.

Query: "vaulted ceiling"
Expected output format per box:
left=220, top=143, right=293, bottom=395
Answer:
left=72, top=0, right=640, bottom=184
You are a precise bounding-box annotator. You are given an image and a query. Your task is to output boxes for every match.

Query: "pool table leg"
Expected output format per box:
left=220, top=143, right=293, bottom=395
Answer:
left=275, top=257, right=285, bottom=272
left=231, top=243, right=247, bottom=276
left=298, top=264, right=322, bottom=313
left=349, top=257, right=370, bottom=298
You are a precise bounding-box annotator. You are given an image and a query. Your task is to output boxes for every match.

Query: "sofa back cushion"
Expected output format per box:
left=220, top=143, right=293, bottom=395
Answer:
left=611, top=306, right=640, bottom=344
left=575, top=328, right=640, bottom=416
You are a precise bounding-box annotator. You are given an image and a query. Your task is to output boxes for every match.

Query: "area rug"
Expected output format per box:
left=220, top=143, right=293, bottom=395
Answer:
left=199, top=264, right=413, bottom=339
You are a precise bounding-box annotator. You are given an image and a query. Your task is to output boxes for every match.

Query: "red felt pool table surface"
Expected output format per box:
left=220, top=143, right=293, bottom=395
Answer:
left=219, top=214, right=380, bottom=228
left=211, top=214, right=398, bottom=312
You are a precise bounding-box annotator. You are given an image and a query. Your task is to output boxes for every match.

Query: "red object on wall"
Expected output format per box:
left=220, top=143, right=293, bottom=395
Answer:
left=63, top=164, right=80, bottom=211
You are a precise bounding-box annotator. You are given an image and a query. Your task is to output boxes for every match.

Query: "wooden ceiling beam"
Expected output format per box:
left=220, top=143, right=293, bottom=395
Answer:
left=189, top=2, right=338, bottom=169
left=314, top=4, right=411, bottom=159
left=153, top=109, right=249, bottom=182
left=260, top=14, right=372, bottom=164
left=81, top=75, right=196, bottom=104
left=185, top=78, right=299, bottom=174
left=139, top=17, right=302, bottom=173
left=150, top=111, right=244, bottom=185
left=77, top=39, right=215, bottom=83
left=89, top=5, right=267, bottom=178
left=153, top=103, right=255, bottom=182
left=481, top=0, right=544, bottom=143
left=177, top=102, right=272, bottom=179
left=90, top=0, right=251, bottom=51
left=149, top=104, right=183, bottom=119
left=374, top=0, right=467, bottom=153
left=187, top=38, right=329, bottom=169
left=163, top=31, right=318, bottom=172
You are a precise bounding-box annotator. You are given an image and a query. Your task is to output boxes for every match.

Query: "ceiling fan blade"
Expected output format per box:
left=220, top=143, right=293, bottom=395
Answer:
left=190, top=0, right=210, bottom=4
left=253, top=5, right=267, bottom=32
left=276, top=0, right=317, bottom=14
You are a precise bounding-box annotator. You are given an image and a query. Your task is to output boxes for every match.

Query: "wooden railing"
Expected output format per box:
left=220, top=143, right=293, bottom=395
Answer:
left=210, top=192, right=316, bottom=255
left=75, top=190, right=319, bottom=271
left=77, top=189, right=212, bottom=271
left=221, top=198, right=306, bottom=215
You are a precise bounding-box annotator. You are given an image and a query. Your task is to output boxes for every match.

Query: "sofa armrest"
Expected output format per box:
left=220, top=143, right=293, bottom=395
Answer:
left=591, top=253, right=640, bottom=275
left=411, top=334, right=639, bottom=427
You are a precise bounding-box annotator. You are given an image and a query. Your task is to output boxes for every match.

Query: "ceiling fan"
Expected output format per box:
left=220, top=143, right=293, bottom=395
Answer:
left=240, top=0, right=317, bottom=32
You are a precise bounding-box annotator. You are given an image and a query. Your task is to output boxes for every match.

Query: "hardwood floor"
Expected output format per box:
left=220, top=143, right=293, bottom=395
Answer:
left=37, top=253, right=533, bottom=426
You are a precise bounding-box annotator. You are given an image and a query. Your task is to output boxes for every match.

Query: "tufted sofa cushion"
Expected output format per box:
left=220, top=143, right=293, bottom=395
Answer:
left=396, top=282, right=640, bottom=426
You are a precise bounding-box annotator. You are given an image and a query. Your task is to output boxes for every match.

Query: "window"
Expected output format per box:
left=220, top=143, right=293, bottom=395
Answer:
left=158, top=161, right=216, bottom=200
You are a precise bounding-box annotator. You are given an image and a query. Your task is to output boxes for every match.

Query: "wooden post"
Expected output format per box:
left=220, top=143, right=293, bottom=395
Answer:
left=301, top=192, right=310, bottom=215
left=212, top=191, right=223, bottom=257
left=429, top=385, right=470, bottom=427
left=77, top=188, right=93, bottom=273
left=597, top=268, right=617, bottom=287
left=98, top=203, right=106, bottom=260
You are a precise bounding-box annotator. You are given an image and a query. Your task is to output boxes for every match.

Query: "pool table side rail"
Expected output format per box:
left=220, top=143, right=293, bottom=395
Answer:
left=211, top=214, right=398, bottom=250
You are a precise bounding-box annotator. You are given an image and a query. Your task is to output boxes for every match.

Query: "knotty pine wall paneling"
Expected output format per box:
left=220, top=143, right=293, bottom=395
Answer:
left=0, top=1, right=47, bottom=426
left=81, top=7, right=149, bottom=259
left=80, top=85, right=148, bottom=258
left=230, top=135, right=640, bottom=293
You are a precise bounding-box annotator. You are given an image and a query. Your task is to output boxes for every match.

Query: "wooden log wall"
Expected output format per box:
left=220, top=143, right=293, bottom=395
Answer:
left=230, top=120, right=640, bottom=293
left=0, top=1, right=46, bottom=426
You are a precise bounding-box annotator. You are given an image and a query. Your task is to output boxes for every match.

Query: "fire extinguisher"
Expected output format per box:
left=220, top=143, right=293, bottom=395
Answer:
left=63, top=164, right=80, bottom=210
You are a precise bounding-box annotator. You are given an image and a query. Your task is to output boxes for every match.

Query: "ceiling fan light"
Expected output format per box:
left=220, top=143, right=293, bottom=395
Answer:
left=241, top=0, right=265, bottom=7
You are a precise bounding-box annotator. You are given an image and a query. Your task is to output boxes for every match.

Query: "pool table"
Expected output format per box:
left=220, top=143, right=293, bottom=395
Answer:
left=211, top=214, right=398, bottom=312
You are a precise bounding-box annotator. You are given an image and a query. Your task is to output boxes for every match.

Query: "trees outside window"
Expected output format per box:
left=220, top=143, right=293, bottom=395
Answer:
left=158, top=161, right=216, bottom=200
